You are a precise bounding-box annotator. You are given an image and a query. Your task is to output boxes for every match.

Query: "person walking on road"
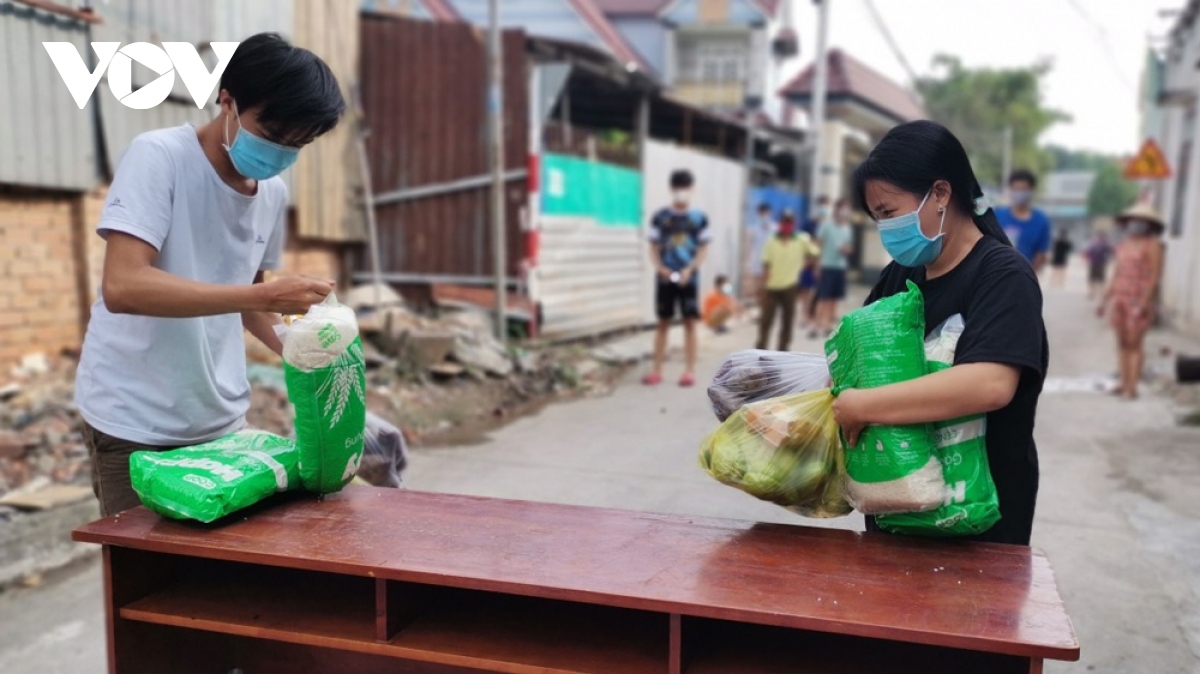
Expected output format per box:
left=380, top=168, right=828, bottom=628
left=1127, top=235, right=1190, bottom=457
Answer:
left=798, top=195, right=828, bottom=330
left=995, top=169, right=1052, bottom=273
left=1084, top=230, right=1114, bottom=300
left=757, top=210, right=818, bottom=352
left=745, top=202, right=776, bottom=303
left=1050, top=230, right=1073, bottom=287
left=832, top=120, right=1048, bottom=546
left=1098, top=204, right=1166, bottom=400
left=75, top=34, right=346, bottom=516
left=813, top=198, right=856, bottom=338
left=645, top=169, right=711, bottom=387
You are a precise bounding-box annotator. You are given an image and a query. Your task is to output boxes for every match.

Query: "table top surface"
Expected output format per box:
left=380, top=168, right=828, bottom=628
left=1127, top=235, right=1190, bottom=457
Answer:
left=75, top=487, right=1079, bottom=661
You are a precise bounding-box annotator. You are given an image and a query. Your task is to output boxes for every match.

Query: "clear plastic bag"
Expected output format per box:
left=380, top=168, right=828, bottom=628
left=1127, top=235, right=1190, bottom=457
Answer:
left=699, top=390, right=851, bottom=518
left=708, top=350, right=831, bottom=422
left=357, top=412, right=409, bottom=488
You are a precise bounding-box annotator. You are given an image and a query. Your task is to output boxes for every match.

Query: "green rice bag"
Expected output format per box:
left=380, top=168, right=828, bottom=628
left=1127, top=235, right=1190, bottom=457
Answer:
left=824, top=281, right=944, bottom=514
left=877, top=315, right=1001, bottom=536
left=130, top=430, right=299, bottom=523
left=281, top=295, right=367, bottom=494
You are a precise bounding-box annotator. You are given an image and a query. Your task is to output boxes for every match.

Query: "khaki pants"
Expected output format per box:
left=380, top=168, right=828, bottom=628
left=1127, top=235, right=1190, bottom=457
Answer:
left=757, top=285, right=798, bottom=352
left=83, top=423, right=186, bottom=517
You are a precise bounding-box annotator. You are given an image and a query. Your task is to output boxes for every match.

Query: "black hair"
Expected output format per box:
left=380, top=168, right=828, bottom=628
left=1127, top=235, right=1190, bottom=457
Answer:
left=816, top=194, right=830, bottom=205
left=220, top=33, right=345, bottom=143
left=757, top=202, right=771, bottom=212
left=1008, top=169, right=1037, bottom=188
left=714, top=274, right=729, bottom=286
left=670, top=169, right=694, bottom=189
left=852, top=120, right=1011, bottom=246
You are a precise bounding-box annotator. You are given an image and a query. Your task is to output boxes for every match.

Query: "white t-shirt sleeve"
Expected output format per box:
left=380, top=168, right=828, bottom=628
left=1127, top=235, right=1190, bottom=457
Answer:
left=259, top=184, right=287, bottom=271
left=97, top=136, right=175, bottom=250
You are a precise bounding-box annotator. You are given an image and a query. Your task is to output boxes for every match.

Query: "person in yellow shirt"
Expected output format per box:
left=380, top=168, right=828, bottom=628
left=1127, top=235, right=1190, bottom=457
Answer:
left=757, top=211, right=819, bottom=351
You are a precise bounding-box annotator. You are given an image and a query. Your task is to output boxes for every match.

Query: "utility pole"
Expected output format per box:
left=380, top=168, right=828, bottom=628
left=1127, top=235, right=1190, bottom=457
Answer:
left=1001, top=125, right=1013, bottom=201
left=488, top=0, right=507, bottom=341
left=806, top=0, right=830, bottom=216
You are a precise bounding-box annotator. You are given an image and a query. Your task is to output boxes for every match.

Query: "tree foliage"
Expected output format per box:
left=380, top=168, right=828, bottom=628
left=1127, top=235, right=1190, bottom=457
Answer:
left=1046, top=145, right=1140, bottom=217
left=915, top=55, right=1069, bottom=188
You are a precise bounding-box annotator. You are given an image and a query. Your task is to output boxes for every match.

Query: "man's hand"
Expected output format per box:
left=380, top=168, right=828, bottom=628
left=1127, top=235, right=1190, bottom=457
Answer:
left=679, top=268, right=694, bottom=286
left=256, top=276, right=334, bottom=315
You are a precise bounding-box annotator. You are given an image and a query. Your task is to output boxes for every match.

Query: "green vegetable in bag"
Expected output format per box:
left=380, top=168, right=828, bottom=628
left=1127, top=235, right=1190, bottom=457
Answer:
left=699, top=390, right=851, bottom=518
left=282, top=294, right=367, bottom=494
left=877, top=315, right=1001, bottom=536
left=130, top=431, right=299, bottom=523
left=825, top=281, right=944, bottom=514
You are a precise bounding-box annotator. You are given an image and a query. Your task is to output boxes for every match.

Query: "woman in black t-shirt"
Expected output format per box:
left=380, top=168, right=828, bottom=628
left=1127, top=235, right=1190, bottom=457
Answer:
left=832, top=121, right=1048, bottom=546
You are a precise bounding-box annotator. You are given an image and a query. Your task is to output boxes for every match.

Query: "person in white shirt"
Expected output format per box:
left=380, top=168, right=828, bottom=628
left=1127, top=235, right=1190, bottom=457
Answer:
left=76, top=33, right=345, bottom=515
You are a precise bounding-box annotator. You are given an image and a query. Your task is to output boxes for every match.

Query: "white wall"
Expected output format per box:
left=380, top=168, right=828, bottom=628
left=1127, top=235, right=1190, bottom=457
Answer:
left=1156, top=28, right=1200, bottom=335
left=642, top=140, right=748, bottom=323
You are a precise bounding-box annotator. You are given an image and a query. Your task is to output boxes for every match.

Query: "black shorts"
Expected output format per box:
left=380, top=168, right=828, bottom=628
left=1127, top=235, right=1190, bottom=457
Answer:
left=656, top=281, right=700, bottom=321
left=816, top=268, right=847, bottom=300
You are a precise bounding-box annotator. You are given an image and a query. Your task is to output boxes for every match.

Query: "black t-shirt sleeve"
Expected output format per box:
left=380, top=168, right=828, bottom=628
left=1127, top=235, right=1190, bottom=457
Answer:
left=956, top=256, right=1045, bottom=375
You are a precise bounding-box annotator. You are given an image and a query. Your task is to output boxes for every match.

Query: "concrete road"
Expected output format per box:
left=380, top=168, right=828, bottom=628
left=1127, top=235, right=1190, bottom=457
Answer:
left=3, top=268, right=1198, bottom=673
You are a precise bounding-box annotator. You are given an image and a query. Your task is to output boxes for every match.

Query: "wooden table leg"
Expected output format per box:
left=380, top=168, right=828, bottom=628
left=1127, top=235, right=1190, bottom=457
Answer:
left=669, top=613, right=683, bottom=674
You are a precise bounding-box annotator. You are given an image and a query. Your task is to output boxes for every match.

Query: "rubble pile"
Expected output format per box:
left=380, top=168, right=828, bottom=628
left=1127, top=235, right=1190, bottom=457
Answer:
left=0, top=287, right=632, bottom=499
left=0, top=359, right=89, bottom=497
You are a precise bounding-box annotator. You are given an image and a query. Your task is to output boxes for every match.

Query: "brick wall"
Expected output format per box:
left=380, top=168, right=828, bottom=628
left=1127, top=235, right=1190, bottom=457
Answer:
left=0, top=190, right=86, bottom=365
left=0, top=186, right=348, bottom=368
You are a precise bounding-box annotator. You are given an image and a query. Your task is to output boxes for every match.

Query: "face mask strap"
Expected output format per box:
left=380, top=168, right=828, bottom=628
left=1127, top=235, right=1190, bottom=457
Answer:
left=222, top=101, right=243, bottom=152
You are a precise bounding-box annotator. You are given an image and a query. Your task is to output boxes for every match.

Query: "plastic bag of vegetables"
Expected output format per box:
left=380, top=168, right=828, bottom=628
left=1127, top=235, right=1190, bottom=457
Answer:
left=699, top=390, right=850, bottom=517
left=707, top=350, right=831, bottom=422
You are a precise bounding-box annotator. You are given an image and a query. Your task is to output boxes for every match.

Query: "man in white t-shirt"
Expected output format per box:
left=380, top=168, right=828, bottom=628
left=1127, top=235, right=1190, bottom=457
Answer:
left=76, top=33, right=346, bottom=515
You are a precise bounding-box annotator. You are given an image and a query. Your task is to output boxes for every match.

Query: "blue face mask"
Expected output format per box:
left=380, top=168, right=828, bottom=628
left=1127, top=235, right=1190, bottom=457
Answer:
left=222, top=106, right=300, bottom=180
left=876, top=190, right=945, bottom=268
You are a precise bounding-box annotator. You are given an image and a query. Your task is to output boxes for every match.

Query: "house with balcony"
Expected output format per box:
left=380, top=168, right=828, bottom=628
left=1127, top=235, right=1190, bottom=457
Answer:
left=596, top=0, right=798, bottom=121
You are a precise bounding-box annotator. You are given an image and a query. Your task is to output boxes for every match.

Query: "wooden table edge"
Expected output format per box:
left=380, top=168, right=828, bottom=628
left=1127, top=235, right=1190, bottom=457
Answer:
left=75, top=529, right=1081, bottom=662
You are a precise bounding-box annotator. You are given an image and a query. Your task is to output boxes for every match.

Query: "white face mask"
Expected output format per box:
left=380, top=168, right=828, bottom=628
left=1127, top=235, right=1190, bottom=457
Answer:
left=672, top=190, right=692, bottom=207
left=720, top=283, right=734, bottom=295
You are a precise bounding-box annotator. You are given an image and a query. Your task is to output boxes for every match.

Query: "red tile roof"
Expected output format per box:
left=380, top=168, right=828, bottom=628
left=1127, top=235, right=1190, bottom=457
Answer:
left=592, top=0, right=671, bottom=14
left=568, top=0, right=654, bottom=71
left=780, top=48, right=925, bottom=123
left=593, top=0, right=781, bottom=18
left=420, top=0, right=461, bottom=21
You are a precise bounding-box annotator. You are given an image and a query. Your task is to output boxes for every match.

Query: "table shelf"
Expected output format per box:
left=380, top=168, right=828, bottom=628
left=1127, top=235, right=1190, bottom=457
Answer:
left=118, top=561, right=667, bottom=674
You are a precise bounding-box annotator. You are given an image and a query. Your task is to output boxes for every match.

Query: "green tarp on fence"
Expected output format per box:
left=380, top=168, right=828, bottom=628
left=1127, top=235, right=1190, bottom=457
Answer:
left=540, top=153, right=642, bottom=228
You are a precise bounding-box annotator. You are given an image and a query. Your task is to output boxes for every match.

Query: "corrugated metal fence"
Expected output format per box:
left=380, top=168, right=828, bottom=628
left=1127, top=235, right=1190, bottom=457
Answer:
left=357, top=13, right=528, bottom=280
left=0, top=0, right=97, bottom=190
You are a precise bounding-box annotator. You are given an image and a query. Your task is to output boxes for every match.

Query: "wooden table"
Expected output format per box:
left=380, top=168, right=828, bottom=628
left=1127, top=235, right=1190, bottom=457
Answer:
left=74, top=487, right=1079, bottom=674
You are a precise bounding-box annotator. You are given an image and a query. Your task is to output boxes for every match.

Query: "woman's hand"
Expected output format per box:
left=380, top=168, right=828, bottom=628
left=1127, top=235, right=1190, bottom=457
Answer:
left=832, top=389, right=870, bottom=448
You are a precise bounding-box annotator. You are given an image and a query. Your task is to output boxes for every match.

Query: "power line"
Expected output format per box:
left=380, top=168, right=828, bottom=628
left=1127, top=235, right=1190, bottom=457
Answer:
left=1061, top=0, right=1136, bottom=91
left=862, top=0, right=918, bottom=84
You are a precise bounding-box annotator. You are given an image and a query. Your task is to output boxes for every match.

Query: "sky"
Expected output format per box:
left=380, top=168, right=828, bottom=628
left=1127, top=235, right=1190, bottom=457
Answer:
left=788, top=0, right=1183, bottom=156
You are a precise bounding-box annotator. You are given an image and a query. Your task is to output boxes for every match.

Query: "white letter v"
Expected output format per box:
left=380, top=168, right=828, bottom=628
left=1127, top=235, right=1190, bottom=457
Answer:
left=43, top=42, right=120, bottom=110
